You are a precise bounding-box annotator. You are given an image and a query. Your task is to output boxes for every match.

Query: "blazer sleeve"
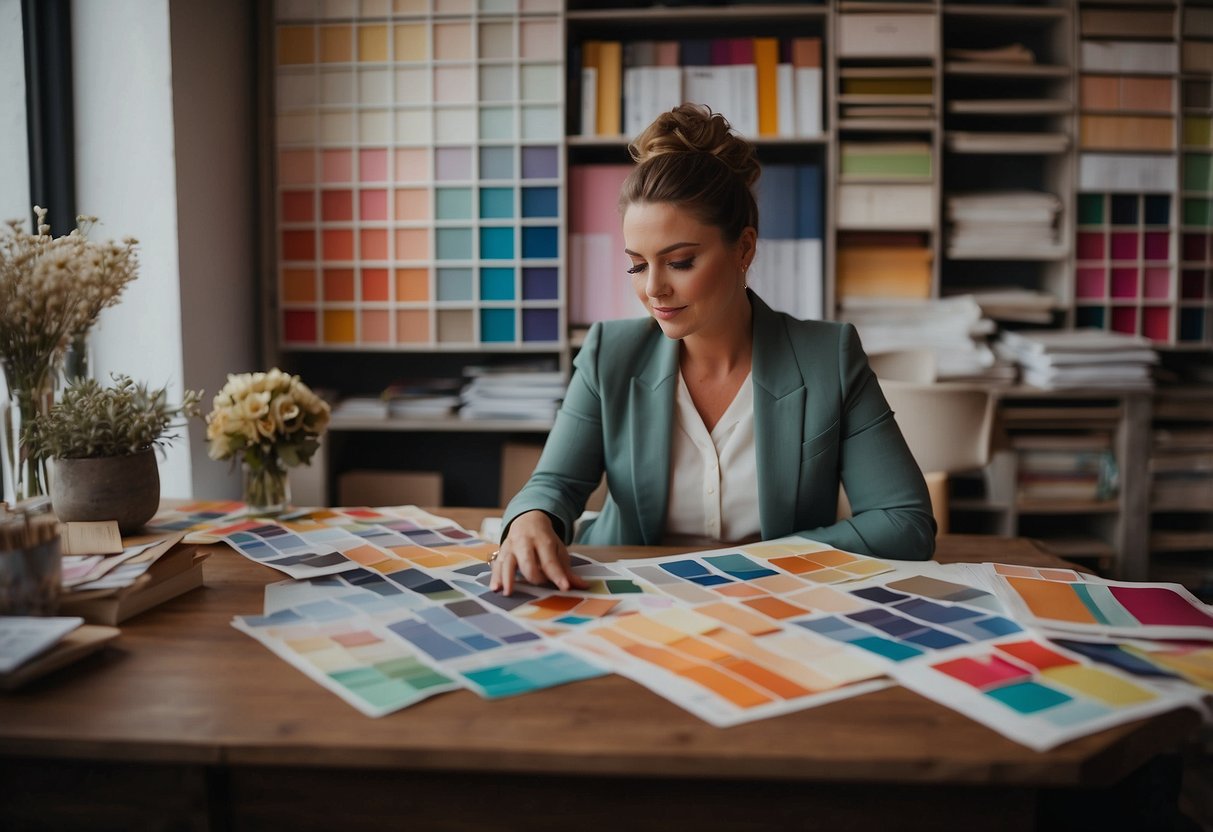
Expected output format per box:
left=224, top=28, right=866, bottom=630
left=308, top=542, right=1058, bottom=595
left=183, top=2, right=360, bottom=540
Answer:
left=500, top=322, right=607, bottom=544
left=796, top=324, right=937, bottom=560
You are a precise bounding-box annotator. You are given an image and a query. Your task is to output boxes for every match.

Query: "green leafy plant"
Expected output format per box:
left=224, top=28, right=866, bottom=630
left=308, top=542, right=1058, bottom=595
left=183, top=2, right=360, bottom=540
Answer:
left=24, top=375, right=203, bottom=460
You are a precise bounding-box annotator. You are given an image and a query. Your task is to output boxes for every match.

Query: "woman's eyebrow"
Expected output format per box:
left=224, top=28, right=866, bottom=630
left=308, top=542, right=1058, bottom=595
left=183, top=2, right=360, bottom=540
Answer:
left=623, top=241, right=701, bottom=257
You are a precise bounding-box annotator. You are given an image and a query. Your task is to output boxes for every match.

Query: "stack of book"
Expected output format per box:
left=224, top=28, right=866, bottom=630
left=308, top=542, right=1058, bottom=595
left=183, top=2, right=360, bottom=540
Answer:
left=748, top=163, right=823, bottom=321
left=961, top=288, right=1058, bottom=325
left=840, top=295, right=1002, bottom=381
left=947, top=191, right=1066, bottom=259
left=459, top=366, right=566, bottom=423
left=59, top=533, right=208, bottom=625
left=996, top=328, right=1158, bottom=391
left=0, top=616, right=119, bottom=691
left=1014, top=434, right=1117, bottom=503
left=382, top=377, right=463, bottom=419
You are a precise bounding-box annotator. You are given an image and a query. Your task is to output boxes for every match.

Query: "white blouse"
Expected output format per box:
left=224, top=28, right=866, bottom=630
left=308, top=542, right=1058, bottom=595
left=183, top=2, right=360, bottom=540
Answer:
left=663, top=370, right=761, bottom=545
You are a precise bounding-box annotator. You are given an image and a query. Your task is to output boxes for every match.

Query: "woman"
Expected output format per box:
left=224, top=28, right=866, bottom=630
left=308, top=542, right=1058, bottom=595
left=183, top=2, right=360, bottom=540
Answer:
left=491, top=104, right=934, bottom=595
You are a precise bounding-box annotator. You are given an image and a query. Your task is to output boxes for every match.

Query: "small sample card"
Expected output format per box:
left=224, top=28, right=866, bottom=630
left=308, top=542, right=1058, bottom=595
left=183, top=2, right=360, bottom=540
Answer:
left=0, top=617, right=84, bottom=673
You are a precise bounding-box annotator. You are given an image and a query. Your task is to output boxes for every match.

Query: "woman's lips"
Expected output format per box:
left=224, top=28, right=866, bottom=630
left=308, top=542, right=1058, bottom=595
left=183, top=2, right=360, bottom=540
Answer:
left=651, top=305, right=685, bottom=320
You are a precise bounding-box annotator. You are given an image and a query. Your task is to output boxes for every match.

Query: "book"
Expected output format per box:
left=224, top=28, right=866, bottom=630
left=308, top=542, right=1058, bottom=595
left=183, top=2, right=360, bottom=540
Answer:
left=0, top=623, right=120, bottom=691
left=58, top=543, right=209, bottom=625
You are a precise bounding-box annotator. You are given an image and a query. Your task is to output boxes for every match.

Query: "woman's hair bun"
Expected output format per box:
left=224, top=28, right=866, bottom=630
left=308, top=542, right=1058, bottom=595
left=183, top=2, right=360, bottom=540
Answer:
left=628, top=103, right=760, bottom=189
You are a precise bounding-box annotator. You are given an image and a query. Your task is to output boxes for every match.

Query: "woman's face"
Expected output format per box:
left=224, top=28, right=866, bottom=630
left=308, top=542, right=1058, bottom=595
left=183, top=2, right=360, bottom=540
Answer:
left=622, top=201, right=754, bottom=343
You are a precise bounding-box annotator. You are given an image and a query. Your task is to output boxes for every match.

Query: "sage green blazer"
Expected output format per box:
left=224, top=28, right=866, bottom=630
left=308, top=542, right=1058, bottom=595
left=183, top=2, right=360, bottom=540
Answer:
left=503, top=293, right=936, bottom=560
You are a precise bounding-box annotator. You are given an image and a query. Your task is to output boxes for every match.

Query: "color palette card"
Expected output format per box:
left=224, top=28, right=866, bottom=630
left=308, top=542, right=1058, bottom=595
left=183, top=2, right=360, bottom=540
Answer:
left=891, top=636, right=1203, bottom=752
left=144, top=500, right=248, bottom=541
left=621, top=540, right=895, bottom=607
left=233, top=611, right=460, bottom=718
left=442, top=553, right=656, bottom=633
left=210, top=507, right=494, bottom=580
left=1124, top=643, right=1213, bottom=692
left=567, top=606, right=888, bottom=727
left=984, top=563, right=1213, bottom=643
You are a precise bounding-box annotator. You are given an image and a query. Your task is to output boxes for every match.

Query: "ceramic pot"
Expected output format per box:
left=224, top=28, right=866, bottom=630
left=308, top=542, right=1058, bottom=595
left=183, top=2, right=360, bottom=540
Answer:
left=50, top=448, right=160, bottom=534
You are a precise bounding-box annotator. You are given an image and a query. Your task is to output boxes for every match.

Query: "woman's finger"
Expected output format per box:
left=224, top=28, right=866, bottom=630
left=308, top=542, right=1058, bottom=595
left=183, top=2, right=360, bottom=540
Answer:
left=535, top=542, right=571, bottom=591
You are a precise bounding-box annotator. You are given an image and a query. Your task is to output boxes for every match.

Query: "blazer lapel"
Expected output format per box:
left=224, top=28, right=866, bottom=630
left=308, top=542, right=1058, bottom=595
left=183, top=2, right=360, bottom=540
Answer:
left=751, top=294, right=806, bottom=539
left=628, top=330, right=678, bottom=544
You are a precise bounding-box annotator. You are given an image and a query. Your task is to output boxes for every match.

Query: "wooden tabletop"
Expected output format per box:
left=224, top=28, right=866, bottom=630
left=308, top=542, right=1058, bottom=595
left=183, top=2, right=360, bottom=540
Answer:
left=0, top=525, right=1198, bottom=787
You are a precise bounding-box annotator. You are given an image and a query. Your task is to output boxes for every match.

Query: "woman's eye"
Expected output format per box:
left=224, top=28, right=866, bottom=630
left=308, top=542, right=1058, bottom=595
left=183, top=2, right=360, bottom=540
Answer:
left=626, top=263, right=646, bottom=275
left=669, top=258, right=695, bottom=270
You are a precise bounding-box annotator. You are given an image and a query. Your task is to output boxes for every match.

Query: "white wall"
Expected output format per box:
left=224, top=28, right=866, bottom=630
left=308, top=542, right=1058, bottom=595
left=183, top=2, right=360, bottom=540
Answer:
left=168, top=0, right=256, bottom=499
left=0, top=0, right=30, bottom=224
left=70, top=0, right=257, bottom=499
left=72, top=0, right=192, bottom=496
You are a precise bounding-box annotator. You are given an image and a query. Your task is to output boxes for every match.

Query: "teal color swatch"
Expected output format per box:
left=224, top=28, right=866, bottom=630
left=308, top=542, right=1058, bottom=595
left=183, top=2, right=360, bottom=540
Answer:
left=480, top=308, right=514, bottom=342
left=986, top=681, right=1071, bottom=714
left=480, top=267, right=515, bottom=300
left=851, top=637, right=922, bottom=662
left=522, top=226, right=558, bottom=258
left=481, top=227, right=514, bottom=259
left=480, top=187, right=514, bottom=219
left=521, top=187, right=558, bottom=217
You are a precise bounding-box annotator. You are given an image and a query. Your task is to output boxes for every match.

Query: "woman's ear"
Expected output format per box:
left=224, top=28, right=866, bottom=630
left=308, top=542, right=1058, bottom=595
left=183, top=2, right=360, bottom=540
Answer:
left=738, top=226, right=757, bottom=269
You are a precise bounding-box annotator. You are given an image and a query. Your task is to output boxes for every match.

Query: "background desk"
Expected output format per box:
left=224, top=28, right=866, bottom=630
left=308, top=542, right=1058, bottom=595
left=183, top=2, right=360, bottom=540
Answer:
left=0, top=531, right=1199, bottom=831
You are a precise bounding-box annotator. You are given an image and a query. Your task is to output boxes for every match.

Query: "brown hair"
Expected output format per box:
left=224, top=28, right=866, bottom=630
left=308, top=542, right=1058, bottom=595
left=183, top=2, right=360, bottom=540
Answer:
left=620, top=104, right=760, bottom=242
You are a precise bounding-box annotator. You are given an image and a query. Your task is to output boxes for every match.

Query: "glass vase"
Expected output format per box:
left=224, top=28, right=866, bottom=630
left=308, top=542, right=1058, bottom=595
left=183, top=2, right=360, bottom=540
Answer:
left=0, top=363, right=54, bottom=505
left=243, top=457, right=291, bottom=516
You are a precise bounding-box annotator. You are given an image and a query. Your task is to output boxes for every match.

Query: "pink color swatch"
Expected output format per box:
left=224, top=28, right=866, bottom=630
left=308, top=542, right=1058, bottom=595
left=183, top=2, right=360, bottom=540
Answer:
left=360, top=189, right=388, bottom=220
left=1076, top=268, right=1105, bottom=299
left=361, top=310, right=391, bottom=343
left=933, top=656, right=1031, bottom=690
left=361, top=229, right=389, bottom=260
left=322, top=150, right=353, bottom=183
left=1109, top=586, right=1213, bottom=628
left=360, top=148, right=388, bottom=182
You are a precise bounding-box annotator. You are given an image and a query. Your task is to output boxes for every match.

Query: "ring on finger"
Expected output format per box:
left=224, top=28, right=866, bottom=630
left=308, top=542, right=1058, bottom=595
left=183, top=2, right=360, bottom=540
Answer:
left=488, top=550, right=500, bottom=564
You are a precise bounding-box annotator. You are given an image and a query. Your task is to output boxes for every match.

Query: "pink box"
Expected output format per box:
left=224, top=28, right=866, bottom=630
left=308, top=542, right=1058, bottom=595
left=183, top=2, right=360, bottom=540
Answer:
left=1144, top=267, right=1171, bottom=299
left=1111, top=306, right=1138, bottom=334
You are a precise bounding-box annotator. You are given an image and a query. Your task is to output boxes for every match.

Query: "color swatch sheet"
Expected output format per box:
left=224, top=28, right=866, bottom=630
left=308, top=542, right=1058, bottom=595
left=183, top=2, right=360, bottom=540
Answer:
left=210, top=506, right=499, bottom=580
left=891, top=636, right=1203, bottom=752
left=982, top=563, right=1213, bottom=643
left=235, top=560, right=606, bottom=717
left=145, top=500, right=247, bottom=537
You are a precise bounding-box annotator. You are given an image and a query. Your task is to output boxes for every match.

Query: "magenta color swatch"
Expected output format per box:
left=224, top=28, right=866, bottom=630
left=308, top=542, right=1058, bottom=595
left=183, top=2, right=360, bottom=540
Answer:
left=1144, top=268, right=1171, bottom=299
left=1142, top=307, right=1170, bottom=341
left=1109, top=585, right=1213, bottom=628
left=1110, top=231, right=1138, bottom=261
left=360, top=148, right=388, bottom=182
left=1076, top=232, right=1105, bottom=261
left=1111, top=268, right=1138, bottom=299
left=1111, top=306, right=1137, bottom=334
left=933, top=656, right=1031, bottom=690
left=1076, top=268, right=1105, bottom=299
left=1143, top=232, right=1169, bottom=261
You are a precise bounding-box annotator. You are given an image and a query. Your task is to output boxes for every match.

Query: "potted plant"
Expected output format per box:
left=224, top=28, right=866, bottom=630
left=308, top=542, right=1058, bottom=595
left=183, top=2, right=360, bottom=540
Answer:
left=25, top=375, right=202, bottom=532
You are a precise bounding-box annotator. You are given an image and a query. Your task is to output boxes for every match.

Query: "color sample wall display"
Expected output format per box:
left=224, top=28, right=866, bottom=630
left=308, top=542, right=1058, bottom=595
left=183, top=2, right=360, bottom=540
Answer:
left=274, top=2, right=564, bottom=348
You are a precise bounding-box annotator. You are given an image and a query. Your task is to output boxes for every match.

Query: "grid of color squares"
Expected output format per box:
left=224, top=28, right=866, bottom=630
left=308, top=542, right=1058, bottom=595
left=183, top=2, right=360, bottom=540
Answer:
left=1075, top=191, right=1213, bottom=343
left=991, top=563, right=1213, bottom=638
left=626, top=548, right=894, bottom=606
left=794, top=576, right=1023, bottom=664
left=893, top=637, right=1181, bottom=751
left=275, top=2, right=564, bottom=348
left=144, top=500, right=247, bottom=533
left=232, top=612, right=459, bottom=717
left=576, top=606, right=884, bottom=721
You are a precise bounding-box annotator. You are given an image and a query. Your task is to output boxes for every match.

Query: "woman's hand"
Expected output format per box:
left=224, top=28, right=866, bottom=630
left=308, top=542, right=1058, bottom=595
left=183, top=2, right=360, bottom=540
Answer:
left=490, top=510, right=589, bottom=596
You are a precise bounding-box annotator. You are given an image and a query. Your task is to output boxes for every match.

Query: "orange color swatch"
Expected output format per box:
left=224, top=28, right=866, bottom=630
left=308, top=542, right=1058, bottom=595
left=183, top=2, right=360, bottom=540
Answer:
left=770, top=556, right=820, bottom=575
left=997, top=640, right=1077, bottom=671
left=719, top=657, right=810, bottom=699
left=1006, top=576, right=1099, bottom=624
left=678, top=665, right=771, bottom=708
left=742, top=597, right=810, bottom=620
left=696, top=602, right=781, bottom=636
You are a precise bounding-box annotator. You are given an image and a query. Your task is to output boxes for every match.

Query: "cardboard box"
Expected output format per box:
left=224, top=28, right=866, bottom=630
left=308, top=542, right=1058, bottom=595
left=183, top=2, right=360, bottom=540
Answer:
left=500, top=441, right=606, bottom=511
left=338, top=470, right=443, bottom=507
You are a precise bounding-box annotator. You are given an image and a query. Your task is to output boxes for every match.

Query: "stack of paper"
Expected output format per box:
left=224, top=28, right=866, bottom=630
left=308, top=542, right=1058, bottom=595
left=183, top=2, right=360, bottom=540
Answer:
left=947, top=191, right=1066, bottom=259
left=460, top=368, right=566, bottom=422
left=59, top=534, right=208, bottom=625
left=840, top=295, right=999, bottom=380
left=957, top=287, right=1058, bottom=325
left=996, top=328, right=1158, bottom=390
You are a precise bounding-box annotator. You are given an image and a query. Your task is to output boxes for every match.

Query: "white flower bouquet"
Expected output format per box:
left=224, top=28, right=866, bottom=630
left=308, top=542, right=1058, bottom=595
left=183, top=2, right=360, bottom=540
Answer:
left=205, top=369, right=330, bottom=512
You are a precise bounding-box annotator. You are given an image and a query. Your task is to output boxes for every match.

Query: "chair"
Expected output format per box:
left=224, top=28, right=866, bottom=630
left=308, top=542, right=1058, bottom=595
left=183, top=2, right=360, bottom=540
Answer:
left=877, top=380, right=996, bottom=536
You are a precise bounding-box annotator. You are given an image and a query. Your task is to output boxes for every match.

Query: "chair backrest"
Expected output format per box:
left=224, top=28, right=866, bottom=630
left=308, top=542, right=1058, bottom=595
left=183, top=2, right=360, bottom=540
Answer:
left=867, top=349, right=938, bottom=384
left=879, top=380, right=995, bottom=474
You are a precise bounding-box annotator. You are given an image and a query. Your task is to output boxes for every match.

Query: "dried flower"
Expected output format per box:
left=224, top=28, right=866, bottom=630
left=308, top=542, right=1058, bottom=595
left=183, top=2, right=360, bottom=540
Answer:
left=0, top=206, right=140, bottom=386
left=206, top=369, right=330, bottom=470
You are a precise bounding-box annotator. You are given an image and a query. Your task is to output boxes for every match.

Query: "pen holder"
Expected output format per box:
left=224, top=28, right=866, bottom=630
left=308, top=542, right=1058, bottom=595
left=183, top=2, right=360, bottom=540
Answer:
left=0, top=512, right=61, bottom=615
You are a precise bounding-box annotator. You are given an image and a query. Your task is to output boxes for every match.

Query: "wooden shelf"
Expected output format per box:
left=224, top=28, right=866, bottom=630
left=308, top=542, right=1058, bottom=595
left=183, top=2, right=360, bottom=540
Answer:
left=566, top=4, right=828, bottom=24
left=1017, top=499, right=1121, bottom=515
left=945, top=63, right=1072, bottom=78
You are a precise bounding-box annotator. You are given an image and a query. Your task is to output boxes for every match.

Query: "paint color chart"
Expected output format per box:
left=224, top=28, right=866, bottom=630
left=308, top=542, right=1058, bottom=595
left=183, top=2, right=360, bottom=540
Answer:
left=274, top=0, right=564, bottom=349
left=987, top=562, right=1213, bottom=642
left=892, top=637, right=1199, bottom=751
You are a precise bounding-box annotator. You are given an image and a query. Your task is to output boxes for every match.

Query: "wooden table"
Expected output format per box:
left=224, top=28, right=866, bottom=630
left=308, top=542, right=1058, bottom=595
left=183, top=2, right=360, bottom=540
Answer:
left=0, top=526, right=1201, bottom=831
